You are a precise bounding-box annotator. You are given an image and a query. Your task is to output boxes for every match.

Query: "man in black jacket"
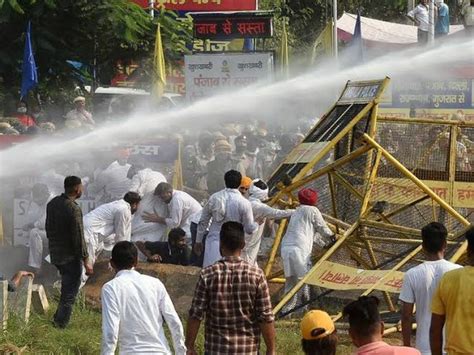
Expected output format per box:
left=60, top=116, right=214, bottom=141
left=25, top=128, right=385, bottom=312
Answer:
left=46, top=176, right=91, bottom=328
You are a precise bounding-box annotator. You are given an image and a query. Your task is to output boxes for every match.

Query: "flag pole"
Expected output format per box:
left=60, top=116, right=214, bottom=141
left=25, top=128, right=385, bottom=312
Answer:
left=149, top=0, right=155, bottom=18
left=428, top=0, right=435, bottom=43
left=332, top=0, right=338, bottom=60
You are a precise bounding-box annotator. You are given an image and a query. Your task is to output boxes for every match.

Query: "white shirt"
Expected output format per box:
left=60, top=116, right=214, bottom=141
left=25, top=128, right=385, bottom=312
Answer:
left=460, top=0, right=474, bottom=26
left=196, top=188, right=258, bottom=242
left=408, top=4, right=430, bottom=32
left=281, top=205, right=333, bottom=256
left=96, top=161, right=132, bottom=203
left=101, top=269, right=186, bottom=355
left=165, top=190, right=202, bottom=238
left=131, top=193, right=168, bottom=242
left=130, top=168, right=166, bottom=197
left=399, top=259, right=462, bottom=354
left=84, top=199, right=132, bottom=241
left=242, top=199, right=294, bottom=264
left=30, top=195, right=53, bottom=231
left=66, top=108, right=95, bottom=125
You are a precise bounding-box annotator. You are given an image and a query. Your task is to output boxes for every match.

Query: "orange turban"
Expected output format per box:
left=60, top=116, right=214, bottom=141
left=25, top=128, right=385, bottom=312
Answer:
left=240, top=176, right=252, bottom=189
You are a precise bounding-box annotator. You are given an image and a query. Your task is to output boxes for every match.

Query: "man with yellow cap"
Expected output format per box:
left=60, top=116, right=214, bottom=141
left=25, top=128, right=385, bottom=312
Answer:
left=300, top=310, right=338, bottom=355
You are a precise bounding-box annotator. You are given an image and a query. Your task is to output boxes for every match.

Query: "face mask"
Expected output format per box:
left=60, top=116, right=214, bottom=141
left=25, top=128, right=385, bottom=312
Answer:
left=17, top=107, right=27, bottom=113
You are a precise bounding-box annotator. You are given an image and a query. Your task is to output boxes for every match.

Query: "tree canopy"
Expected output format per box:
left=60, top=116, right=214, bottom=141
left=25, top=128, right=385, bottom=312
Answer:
left=0, top=0, right=191, bottom=112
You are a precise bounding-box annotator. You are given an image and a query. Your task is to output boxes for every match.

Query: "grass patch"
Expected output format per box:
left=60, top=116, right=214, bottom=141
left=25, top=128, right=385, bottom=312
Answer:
left=1, top=301, right=359, bottom=354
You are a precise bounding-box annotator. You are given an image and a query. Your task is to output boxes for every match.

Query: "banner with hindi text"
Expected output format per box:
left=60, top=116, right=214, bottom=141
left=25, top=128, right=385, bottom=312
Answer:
left=184, top=52, right=273, bottom=101
left=306, top=261, right=404, bottom=293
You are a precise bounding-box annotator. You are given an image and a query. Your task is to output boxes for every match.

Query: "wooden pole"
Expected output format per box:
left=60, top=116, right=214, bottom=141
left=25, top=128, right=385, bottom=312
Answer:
left=447, top=125, right=458, bottom=230
left=328, top=173, right=340, bottom=235
left=1, top=280, right=7, bottom=330
left=378, top=116, right=474, bottom=127
left=264, top=219, right=288, bottom=277
left=362, top=134, right=470, bottom=227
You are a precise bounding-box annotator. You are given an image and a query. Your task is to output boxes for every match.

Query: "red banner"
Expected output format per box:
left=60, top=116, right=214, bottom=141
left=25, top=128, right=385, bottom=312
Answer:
left=0, top=135, right=31, bottom=150
left=131, top=0, right=257, bottom=11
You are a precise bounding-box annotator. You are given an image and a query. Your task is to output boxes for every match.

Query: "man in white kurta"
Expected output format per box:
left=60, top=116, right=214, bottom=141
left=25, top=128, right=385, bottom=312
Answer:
left=131, top=191, right=168, bottom=243
left=142, top=183, right=202, bottom=244
left=196, top=170, right=258, bottom=267
left=94, top=150, right=132, bottom=204
left=83, top=192, right=141, bottom=271
left=241, top=179, right=294, bottom=265
left=128, top=165, right=167, bottom=196
left=281, top=188, right=334, bottom=311
left=101, top=241, right=186, bottom=355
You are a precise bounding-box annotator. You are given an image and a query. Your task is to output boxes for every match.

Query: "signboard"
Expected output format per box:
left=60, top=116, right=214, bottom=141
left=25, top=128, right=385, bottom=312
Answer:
left=193, top=14, right=273, bottom=40
left=128, top=140, right=180, bottom=164
left=306, top=261, right=404, bottom=293
left=184, top=52, right=273, bottom=101
left=193, top=38, right=244, bottom=52
left=388, top=79, right=473, bottom=109
left=338, top=80, right=386, bottom=104
left=166, top=61, right=186, bottom=95
left=13, top=199, right=96, bottom=246
left=371, top=178, right=474, bottom=209
left=132, top=0, right=257, bottom=11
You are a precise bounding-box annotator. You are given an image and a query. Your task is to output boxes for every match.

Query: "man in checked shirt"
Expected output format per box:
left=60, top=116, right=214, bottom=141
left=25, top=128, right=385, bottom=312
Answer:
left=185, top=221, right=276, bottom=355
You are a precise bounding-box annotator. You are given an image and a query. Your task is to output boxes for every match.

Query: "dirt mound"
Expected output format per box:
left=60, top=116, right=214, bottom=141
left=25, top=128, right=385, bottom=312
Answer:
left=83, top=261, right=201, bottom=315
left=84, top=260, right=285, bottom=315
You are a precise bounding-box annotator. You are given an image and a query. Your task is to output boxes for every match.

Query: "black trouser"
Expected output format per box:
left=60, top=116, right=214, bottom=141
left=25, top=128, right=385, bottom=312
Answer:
left=53, top=259, right=82, bottom=328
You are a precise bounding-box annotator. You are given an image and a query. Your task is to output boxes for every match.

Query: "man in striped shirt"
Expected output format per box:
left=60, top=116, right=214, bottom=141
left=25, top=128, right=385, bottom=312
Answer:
left=185, top=221, right=276, bottom=355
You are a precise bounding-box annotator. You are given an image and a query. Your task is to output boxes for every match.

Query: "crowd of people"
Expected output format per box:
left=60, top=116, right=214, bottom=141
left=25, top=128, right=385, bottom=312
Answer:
left=2, top=94, right=473, bottom=355
left=0, top=96, right=95, bottom=136
left=5, top=163, right=471, bottom=354
left=408, top=0, right=474, bottom=43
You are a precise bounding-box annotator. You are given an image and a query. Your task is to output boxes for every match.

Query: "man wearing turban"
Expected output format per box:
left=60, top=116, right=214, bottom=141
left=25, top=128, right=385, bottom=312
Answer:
left=280, top=188, right=336, bottom=313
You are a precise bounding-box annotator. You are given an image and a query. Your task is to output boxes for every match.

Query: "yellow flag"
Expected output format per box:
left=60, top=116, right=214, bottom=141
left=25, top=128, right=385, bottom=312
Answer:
left=153, top=24, right=167, bottom=98
left=280, top=19, right=289, bottom=78
left=311, top=19, right=334, bottom=64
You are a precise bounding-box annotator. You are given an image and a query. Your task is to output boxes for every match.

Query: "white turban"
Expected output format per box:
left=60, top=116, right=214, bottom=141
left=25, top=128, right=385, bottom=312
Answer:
left=249, top=179, right=269, bottom=202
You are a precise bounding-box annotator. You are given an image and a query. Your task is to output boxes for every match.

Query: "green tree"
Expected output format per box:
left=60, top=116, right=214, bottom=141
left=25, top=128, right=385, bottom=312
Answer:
left=0, top=0, right=191, bottom=113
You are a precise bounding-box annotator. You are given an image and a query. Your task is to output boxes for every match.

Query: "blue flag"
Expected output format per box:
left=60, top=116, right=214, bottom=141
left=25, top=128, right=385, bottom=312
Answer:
left=20, top=22, right=38, bottom=99
left=243, top=38, right=254, bottom=52
left=352, top=11, right=364, bottom=63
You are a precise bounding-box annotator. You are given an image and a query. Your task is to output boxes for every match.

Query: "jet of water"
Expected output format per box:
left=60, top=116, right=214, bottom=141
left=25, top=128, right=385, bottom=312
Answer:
left=0, top=37, right=472, bottom=179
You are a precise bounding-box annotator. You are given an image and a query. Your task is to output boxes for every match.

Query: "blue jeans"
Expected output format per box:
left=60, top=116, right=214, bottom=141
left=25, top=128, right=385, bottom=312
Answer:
left=53, top=259, right=82, bottom=328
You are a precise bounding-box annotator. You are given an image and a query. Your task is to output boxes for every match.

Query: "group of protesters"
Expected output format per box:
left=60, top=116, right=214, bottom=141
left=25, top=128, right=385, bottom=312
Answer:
left=0, top=96, right=95, bottom=136
left=2, top=95, right=474, bottom=354
left=8, top=159, right=468, bottom=354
